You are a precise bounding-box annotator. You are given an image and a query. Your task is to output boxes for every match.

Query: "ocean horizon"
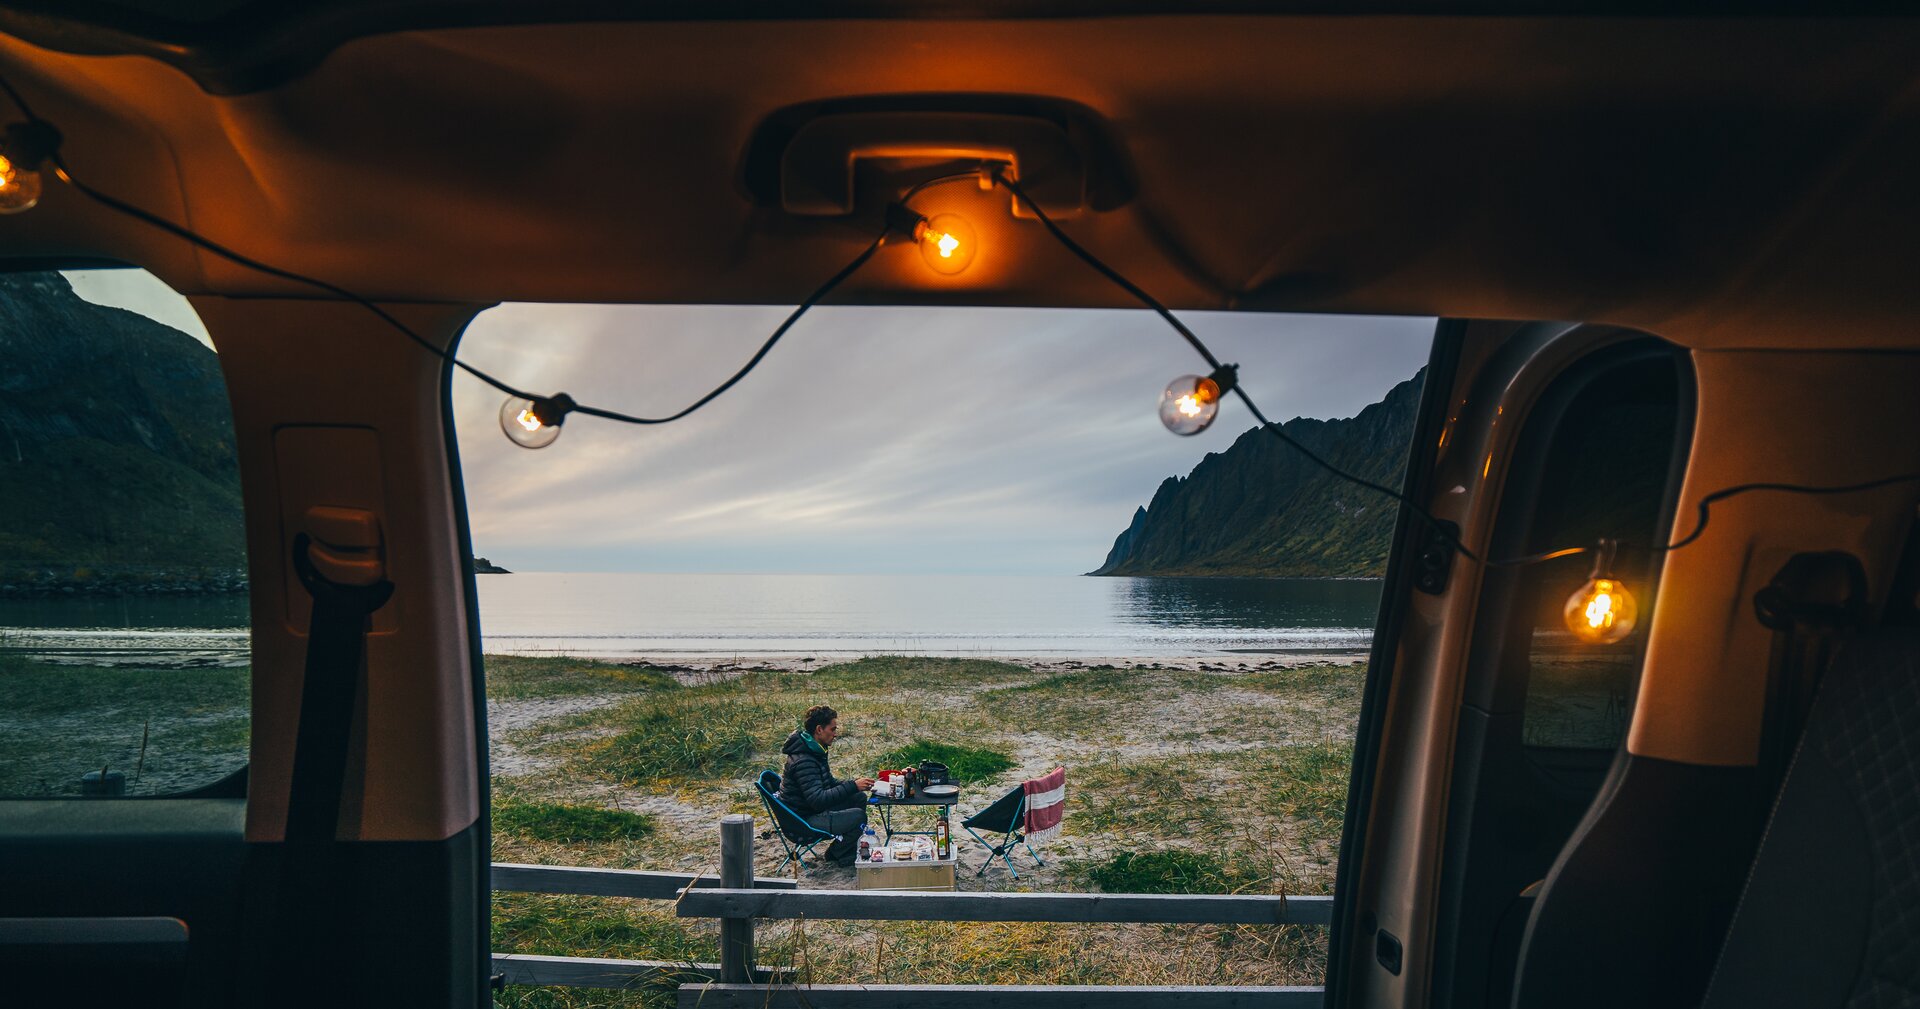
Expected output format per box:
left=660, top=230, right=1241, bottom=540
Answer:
left=0, top=571, right=1383, bottom=665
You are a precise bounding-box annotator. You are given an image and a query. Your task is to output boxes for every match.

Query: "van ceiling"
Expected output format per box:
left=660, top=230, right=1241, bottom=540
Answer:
left=1, top=5, right=1919, bottom=350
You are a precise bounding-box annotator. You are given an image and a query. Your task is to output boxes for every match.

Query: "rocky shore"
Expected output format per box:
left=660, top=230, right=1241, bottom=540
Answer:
left=0, top=567, right=248, bottom=597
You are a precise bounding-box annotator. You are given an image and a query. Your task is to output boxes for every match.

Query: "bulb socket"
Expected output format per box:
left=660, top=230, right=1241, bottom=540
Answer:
left=884, top=202, right=928, bottom=240
left=2, top=121, right=62, bottom=171
left=529, top=393, right=576, bottom=428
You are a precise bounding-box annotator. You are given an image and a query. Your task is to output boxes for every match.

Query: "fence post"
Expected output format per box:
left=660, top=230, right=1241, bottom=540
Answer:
left=719, top=813, right=756, bottom=984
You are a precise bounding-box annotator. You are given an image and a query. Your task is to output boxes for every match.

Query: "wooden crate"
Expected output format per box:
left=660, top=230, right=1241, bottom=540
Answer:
left=853, top=853, right=957, bottom=892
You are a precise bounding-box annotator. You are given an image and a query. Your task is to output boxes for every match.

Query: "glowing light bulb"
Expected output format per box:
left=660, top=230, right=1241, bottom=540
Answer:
left=0, top=121, right=60, bottom=215
left=499, top=393, right=575, bottom=450
left=1562, top=540, right=1637, bottom=644
left=1158, top=365, right=1239, bottom=436
left=1564, top=577, right=1637, bottom=644
left=0, top=152, right=42, bottom=214
left=915, top=213, right=977, bottom=275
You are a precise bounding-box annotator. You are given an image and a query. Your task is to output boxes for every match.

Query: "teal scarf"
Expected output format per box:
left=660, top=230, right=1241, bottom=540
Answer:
left=800, top=725, right=828, bottom=754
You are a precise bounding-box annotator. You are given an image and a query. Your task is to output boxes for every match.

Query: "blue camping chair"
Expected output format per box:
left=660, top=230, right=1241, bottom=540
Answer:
left=755, top=770, right=838, bottom=873
left=962, top=784, right=1047, bottom=878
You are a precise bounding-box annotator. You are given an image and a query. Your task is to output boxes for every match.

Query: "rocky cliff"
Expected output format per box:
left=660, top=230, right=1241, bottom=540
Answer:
left=0, top=272, right=246, bottom=594
left=1091, top=370, right=1424, bottom=578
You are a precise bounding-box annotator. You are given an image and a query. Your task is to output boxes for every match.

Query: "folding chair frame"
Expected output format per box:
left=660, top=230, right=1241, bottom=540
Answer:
left=755, top=771, right=839, bottom=873
left=964, top=792, right=1047, bottom=878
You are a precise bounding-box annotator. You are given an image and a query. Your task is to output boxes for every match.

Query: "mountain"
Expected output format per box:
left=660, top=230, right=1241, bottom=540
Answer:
left=1091, top=370, right=1424, bottom=578
left=0, top=272, right=246, bottom=594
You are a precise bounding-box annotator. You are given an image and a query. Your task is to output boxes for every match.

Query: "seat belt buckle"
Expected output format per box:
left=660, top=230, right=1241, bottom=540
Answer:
left=301, top=506, right=387, bottom=587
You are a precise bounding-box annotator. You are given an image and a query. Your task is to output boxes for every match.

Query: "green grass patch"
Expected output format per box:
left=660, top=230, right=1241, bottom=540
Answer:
left=0, top=659, right=249, bottom=797
left=1241, top=663, right=1365, bottom=698
left=0, top=660, right=247, bottom=718
left=1070, top=754, right=1230, bottom=838
left=574, top=691, right=790, bottom=786
left=871, top=739, right=1014, bottom=784
left=485, top=655, right=679, bottom=701
left=494, top=799, right=656, bottom=844
left=1265, top=741, right=1353, bottom=846
left=807, top=655, right=1034, bottom=691
left=1080, top=848, right=1270, bottom=895
left=493, top=893, right=709, bottom=1007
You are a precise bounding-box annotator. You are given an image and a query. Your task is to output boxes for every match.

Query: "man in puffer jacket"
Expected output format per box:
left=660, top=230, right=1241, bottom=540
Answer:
left=779, top=704, right=874, bottom=865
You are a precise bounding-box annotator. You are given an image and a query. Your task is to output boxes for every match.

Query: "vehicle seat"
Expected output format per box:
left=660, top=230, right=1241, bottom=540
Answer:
left=1700, top=628, right=1920, bottom=1007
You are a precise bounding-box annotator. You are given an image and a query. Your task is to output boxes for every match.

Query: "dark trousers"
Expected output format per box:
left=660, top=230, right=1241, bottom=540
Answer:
left=805, top=805, right=869, bottom=859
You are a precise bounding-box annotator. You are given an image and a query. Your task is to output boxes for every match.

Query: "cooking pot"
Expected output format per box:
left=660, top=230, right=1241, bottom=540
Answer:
left=918, top=760, right=951, bottom=786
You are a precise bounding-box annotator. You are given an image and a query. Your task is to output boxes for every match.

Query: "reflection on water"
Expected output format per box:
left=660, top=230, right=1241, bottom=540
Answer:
left=473, top=573, right=1379, bottom=658
left=1114, top=576, right=1383, bottom=633
left=0, top=594, right=250, bottom=667
left=0, top=573, right=1383, bottom=663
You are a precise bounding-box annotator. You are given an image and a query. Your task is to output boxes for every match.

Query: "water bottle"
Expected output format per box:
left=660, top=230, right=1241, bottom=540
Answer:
left=858, top=823, right=876, bottom=862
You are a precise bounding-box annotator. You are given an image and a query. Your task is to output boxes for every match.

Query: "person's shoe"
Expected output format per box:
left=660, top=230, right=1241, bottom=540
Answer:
left=831, top=850, right=858, bottom=868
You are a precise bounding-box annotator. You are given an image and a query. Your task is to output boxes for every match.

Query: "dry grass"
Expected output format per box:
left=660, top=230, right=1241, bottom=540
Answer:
left=481, top=653, right=1365, bottom=1005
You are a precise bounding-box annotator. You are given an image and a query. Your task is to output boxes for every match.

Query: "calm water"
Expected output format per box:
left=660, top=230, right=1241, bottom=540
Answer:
left=0, top=573, right=1381, bottom=664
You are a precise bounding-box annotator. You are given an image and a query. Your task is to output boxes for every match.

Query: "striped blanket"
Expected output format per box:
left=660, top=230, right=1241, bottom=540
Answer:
left=1022, top=767, right=1066, bottom=844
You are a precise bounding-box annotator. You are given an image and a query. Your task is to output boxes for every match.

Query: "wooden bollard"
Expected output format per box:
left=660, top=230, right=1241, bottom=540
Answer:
left=719, top=814, right=755, bottom=984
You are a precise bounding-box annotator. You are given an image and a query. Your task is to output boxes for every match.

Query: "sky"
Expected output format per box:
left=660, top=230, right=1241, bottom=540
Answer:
left=69, top=268, right=1434, bottom=576
left=64, top=268, right=216, bottom=350
left=450, top=304, right=1433, bottom=575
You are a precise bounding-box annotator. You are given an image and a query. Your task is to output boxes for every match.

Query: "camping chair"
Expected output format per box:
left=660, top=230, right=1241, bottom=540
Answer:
left=754, top=770, right=839, bottom=873
left=962, top=785, right=1048, bottom=879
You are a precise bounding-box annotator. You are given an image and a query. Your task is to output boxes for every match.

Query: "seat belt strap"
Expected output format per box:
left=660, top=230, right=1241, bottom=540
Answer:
left=285, top=532, right=394, bottom=842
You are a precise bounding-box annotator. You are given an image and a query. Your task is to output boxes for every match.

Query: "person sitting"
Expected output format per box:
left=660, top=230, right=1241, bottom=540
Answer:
left=779, top=704, right=874, bottom=866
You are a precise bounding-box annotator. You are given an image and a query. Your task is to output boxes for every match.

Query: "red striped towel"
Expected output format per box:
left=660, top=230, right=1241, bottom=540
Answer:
left=1022, top=767, right=1066, bottom=844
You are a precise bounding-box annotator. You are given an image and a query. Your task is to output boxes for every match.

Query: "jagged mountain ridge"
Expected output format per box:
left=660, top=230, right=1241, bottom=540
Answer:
left=1091, top=370, right=1424, bottom=578
left=0, top=272, right=246, bottom=593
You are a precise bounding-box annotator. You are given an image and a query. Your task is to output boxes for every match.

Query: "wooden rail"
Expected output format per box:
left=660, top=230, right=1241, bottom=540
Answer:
left=491, top=862, right=797, bottom=899
left=493, top=953, right=789, bottom=989
left=493, top=815, right=1333, bottom=1006
left=676, top=984, right=1328, bottom=1008
left=676, top=888, right=1333, bottom=925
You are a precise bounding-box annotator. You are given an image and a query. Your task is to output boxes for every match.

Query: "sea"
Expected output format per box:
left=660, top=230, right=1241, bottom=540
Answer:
left=0, top=573, right=1381, bottom=667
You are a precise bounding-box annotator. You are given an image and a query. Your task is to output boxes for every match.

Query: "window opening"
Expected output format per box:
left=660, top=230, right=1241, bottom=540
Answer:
left=0, top=268, right=249, bottom=798
left=453, top=302, right=1435, bottom=991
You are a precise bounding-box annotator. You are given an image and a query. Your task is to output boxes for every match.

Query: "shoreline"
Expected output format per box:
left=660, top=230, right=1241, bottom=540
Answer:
left=596, top=650, right=1372, bottom=678
left=0, top=641, right=1372, bottom=672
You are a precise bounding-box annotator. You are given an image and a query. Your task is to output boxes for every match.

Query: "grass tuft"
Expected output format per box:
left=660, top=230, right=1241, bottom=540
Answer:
left=494, top=799, right=656, bottom=844
left=808, top=656, right=1033, bottom=690
left=1266, top=741, right=1353, bottom=846
left=576, top=691, right=788, bottom=785
left=871, top=739, right=1014, bottom=784
left=485, top=655, right=680, bottom=701
left=1079, top=848, right=1269, bottom=895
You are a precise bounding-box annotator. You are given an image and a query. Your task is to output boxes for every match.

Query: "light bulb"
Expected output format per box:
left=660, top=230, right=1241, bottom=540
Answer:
left=0, top=121, right=61, bottom=216
left=1158, top=365, right=1238, bottom=435
left=1563, top=540, right=1637, bottom=644
left=1564, top=577, right=1637, bottom=644
left=915, top=213, right=976, bottom=275
left=499, top=393, right=575, bottom=450
left=0, top=152, right=42, bottom=214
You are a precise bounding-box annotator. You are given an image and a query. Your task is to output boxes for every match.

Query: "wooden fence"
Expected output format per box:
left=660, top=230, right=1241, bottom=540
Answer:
left=494, top=813, right=1332, bottom=1006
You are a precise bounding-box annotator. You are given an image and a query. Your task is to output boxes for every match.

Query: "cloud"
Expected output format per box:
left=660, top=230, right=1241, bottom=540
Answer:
left=452, top=304, right=1434, bottom=574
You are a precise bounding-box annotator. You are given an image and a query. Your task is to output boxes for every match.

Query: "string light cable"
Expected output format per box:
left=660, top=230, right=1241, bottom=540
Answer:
left=991, top=166, right=1494, bottom=562
left=0, top=74, right=988, bottom=449
left=7, top=77, right=1920, bottom=619
left=985, top=166, right=1920, bottom=632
